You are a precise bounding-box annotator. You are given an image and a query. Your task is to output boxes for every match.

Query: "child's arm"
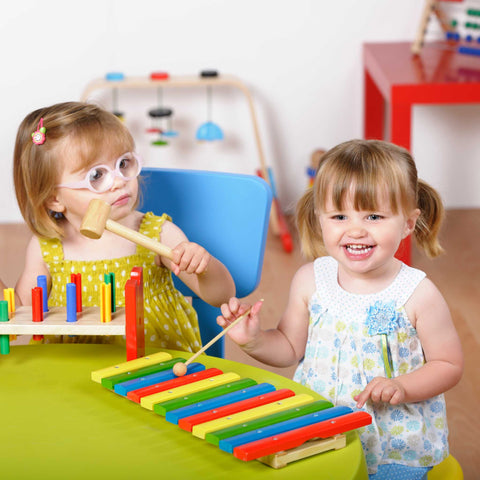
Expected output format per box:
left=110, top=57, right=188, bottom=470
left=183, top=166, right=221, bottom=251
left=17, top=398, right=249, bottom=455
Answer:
left=355, top=278, right=463, bottom=407
left=15, top=236, right=50, bottom=306
left=217, top=263, right=314, bottom=368
left=158, top=220, right=235, bottom=307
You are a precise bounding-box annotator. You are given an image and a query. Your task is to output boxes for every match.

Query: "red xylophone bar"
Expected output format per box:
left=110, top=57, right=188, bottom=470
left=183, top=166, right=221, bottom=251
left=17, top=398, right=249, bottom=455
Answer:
left=233, top=411, right=372, bottom=461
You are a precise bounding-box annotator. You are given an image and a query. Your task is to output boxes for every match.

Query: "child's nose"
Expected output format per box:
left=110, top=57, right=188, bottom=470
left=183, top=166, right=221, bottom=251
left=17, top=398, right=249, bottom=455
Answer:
left=347, top=221, right=366, bottom=238
left=110, top=172, right=127, bottom=190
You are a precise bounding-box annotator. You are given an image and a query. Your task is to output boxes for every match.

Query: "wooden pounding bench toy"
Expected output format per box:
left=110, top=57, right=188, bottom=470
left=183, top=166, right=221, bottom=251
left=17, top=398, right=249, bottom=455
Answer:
left=91, top=352, right=372, bottom=469
left=0, top=267, right=146, bottom=360
left=0, top=197, right=178, bottom=357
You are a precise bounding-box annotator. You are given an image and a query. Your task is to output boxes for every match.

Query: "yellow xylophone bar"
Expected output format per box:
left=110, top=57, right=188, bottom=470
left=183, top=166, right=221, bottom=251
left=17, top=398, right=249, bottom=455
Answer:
left=91, top=351, right=172, bottom=383
left=140, top=372, right=241, bottom=410
left=191, top=393, right=315, bottom=439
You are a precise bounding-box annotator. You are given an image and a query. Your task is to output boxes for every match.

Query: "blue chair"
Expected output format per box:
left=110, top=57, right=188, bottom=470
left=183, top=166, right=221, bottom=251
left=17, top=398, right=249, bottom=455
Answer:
left=140, top=167, right=273, bottom=358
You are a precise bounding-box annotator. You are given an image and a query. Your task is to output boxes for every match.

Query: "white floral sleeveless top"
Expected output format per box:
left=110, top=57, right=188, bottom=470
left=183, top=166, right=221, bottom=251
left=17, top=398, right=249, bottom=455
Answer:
left=293, top=256, right=449, bottom=474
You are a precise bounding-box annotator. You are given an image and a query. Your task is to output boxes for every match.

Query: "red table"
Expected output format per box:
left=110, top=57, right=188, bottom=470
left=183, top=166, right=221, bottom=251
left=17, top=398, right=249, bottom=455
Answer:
left=363, top=41, right=480, bottom=264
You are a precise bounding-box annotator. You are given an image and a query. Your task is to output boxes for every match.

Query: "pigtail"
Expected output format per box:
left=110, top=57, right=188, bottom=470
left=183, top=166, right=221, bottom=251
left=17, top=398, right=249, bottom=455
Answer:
left=414, top=179, right=445, bottom=257
left=296, top=187, right=326, bottom=260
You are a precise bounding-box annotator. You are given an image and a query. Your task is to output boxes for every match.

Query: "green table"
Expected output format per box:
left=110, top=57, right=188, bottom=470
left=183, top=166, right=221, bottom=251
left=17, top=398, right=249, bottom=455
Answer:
left=0, top=345, right=368, bottom=479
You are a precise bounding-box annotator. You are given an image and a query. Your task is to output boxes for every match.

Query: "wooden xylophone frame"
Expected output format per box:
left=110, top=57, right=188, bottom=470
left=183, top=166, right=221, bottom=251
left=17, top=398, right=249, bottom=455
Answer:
left=92, top=351, right=372, bottom=469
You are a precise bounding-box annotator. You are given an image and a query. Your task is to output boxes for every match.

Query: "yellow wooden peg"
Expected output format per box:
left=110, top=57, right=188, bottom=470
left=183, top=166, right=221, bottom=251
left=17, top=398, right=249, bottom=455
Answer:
left=3, top=288, right=15, bottom=314
left=100, top=283, right=112, bottom=323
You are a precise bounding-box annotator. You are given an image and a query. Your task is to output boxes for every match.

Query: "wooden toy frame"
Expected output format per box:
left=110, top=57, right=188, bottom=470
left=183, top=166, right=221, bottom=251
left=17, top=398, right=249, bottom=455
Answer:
left=412, top=0, right=464, bottom=55
left=80, top=74, right=292, bottom=252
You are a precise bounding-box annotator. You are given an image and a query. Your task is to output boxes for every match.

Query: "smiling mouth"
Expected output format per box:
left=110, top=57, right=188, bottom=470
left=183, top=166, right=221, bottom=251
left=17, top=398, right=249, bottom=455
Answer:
left=344, top=244, right=374, bottom=255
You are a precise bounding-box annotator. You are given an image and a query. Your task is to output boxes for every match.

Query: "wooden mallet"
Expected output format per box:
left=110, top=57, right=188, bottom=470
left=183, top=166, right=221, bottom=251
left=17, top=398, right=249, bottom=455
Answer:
left=80, top=199, right=173, bottom=260
left=172, top=303, right=261, bottom=376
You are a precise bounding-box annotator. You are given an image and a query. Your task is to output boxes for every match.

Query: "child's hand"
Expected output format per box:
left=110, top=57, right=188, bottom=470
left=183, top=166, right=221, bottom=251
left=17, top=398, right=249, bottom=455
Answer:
left=217, top=298, right=263, bottom=348
left=158, top=241, right=210, bottom=276
left=354, top=377, right=406, bottom=408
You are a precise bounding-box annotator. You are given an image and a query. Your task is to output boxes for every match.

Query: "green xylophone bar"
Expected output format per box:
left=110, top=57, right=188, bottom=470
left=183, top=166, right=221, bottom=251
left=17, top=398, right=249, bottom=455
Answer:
left=101, top=357, right=186, bottom=390
left=205, top=399, right=334, bottom=446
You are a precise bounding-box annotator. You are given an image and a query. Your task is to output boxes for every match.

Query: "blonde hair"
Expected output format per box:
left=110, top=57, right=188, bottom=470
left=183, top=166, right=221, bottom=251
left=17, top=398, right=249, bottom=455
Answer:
left=14, top=101, right=135, bottom=239
left=296, top=139, right=444, bottom=260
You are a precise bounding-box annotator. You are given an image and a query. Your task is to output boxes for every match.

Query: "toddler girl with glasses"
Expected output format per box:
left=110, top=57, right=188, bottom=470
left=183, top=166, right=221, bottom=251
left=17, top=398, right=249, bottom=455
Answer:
left=217, top=139, right=463, bottom=479
left=13, top=101, right=235, bottom=351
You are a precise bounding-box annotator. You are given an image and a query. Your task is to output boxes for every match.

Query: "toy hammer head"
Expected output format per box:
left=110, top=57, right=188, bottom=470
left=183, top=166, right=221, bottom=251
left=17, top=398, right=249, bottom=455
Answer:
left=80, top=199, right=111, bottom=239
left=80, top=199, right=173, bottom=260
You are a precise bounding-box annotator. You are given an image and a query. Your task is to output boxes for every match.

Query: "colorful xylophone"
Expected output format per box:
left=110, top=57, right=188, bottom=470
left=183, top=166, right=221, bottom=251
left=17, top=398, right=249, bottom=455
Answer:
left=92, top=351, right=372, bottom=468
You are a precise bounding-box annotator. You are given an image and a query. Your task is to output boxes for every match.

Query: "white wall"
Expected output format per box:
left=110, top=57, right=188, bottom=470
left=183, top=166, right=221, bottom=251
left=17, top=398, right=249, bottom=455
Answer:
left=1, top=0, right=479, bottom=224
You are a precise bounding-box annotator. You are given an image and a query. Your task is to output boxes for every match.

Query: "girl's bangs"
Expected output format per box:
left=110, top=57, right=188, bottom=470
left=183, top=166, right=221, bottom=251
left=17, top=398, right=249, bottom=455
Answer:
left=68, top=120, right=134, bottom=172
left=316, top=156, right=406, bottom=214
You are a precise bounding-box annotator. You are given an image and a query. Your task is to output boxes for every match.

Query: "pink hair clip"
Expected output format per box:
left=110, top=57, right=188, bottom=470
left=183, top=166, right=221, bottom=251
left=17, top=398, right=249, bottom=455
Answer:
left=31, top=118, right=46, bottom=145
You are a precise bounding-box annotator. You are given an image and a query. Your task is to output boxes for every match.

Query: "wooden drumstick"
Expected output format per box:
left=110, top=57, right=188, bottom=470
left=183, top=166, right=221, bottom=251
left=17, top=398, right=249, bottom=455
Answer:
left=80, top=199, right=173, bottom=260
left=173, top=303, right=260, bottom=376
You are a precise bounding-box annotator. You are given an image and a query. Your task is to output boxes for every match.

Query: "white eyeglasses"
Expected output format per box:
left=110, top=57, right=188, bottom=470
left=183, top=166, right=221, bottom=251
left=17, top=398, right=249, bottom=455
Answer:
left=57, top=152, right=142, bottom=193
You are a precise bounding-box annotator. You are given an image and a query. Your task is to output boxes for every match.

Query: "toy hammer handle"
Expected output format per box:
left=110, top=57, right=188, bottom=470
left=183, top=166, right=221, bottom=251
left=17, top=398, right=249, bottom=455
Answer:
left=105, top=219, right=174, bottom=260
left=80, top=199, right=173, bottom=260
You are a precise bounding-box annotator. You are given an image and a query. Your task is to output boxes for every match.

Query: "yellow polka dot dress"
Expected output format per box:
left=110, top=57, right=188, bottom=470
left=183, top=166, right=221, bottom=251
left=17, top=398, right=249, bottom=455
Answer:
left=37, top=212, right=202, bottom=352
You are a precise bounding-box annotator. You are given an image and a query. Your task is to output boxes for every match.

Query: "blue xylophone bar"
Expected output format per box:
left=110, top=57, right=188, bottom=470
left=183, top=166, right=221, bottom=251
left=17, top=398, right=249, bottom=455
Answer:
left=114, top=362, right=205, bottom=396
left=166, top=383, right=276, bottom=425
left=219, top=405, right=352, bottom=453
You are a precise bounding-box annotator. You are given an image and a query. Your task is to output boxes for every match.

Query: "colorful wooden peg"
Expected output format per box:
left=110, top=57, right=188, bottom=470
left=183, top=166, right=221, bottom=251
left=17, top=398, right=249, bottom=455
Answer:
left=104, top=273, right=116, bottom=312
left=100, top=283, right=112, bottom=323
left=3, top=288, right=16, bottom=341
left=0, top=300, right=10, bottom=354
left=125, top=267, right=145, bottom=361
left=3, top=288, right=15, bottom=314
left=70, top=273, right=83, bottom=312
left=37, top=275, right=48, bottom=312
left=66, top=283, right=77, bottom=323
left=31, top=287, right=44, bottom=341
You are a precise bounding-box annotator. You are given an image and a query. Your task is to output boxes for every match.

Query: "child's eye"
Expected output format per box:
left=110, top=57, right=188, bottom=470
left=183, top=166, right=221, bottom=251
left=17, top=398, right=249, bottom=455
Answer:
left=89, top=168, right=105, bottom=182
left=332, top=214, right=347, bottom=220
left=367, top=214, right=383, bottom=221
left=118, top=157, right=130, bottom=170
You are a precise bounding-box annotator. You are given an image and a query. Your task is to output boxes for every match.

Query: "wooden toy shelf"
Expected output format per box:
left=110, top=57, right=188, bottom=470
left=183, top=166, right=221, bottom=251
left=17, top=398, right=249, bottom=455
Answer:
left=81, top=74, right=292, bottom=251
